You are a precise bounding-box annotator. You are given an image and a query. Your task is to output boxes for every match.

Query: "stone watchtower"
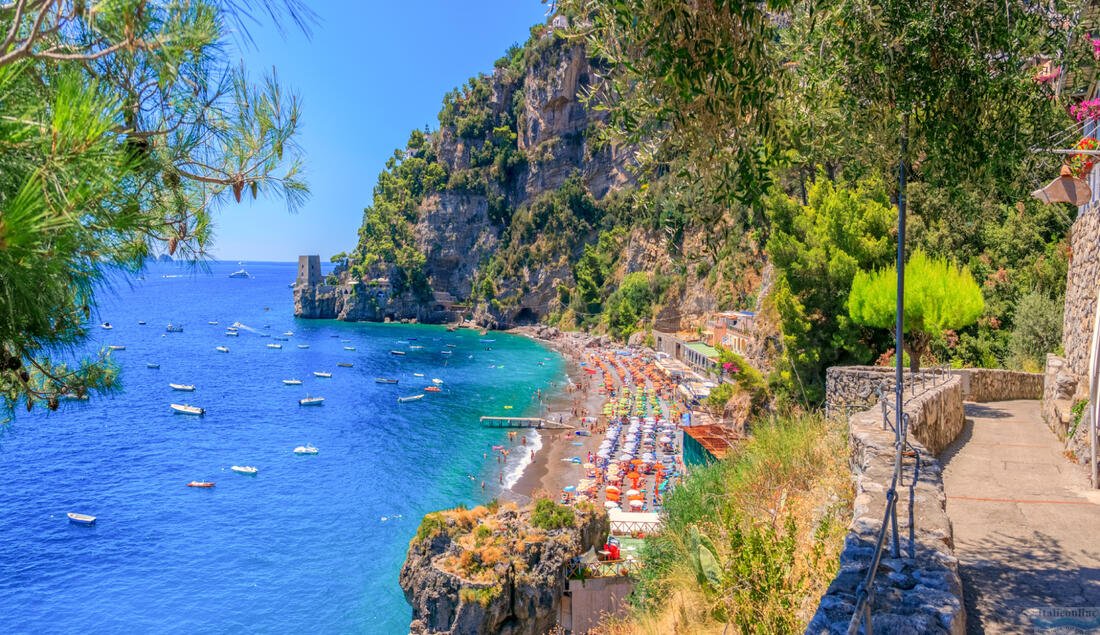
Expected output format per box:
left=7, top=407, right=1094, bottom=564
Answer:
left=297, top=255, right=322, bottom=287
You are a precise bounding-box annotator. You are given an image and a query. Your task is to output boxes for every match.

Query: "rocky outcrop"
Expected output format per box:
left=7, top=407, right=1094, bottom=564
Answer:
left=400, top=501, right=608, bottom=635
left=808, top=375, right=966, bottom=634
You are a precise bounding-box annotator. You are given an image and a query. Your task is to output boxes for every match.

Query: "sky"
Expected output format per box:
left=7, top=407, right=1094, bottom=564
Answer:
left=210, top=1, right=548, bottom=262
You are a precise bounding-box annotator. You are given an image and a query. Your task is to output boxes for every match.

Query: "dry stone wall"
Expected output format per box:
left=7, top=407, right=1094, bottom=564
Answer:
left=953, top=368, right=1043, bottom=403
left=809, top=375, right=967, bottom=634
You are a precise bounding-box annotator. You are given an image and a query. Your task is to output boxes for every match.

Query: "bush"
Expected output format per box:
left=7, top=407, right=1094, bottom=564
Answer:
left=530, top=498, right=574, bottom=530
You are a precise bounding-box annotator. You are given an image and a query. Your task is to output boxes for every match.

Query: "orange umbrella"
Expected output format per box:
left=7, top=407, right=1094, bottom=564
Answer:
left=626, top=471, right=641, bottom=480
left=605, top=485, right=621, bottom=494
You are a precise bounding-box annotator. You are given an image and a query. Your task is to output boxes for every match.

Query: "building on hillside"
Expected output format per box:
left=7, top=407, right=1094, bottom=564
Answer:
left=653, top=330, right=719, bottom=373
left=705, top=310, right=756, bottom=355
left=297, top=255, right=321, bottom=287
left=683, top=425, right=743, bottom=467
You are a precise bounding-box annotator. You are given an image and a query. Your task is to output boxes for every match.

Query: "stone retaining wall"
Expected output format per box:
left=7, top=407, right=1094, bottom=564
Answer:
left=953, top=368, right=1043, bottom=403
left=808, top=375, right=966, bottom=634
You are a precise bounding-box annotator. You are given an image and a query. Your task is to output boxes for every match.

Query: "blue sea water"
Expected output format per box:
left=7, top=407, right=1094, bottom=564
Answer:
left=0, top=261, right=566, bottom=634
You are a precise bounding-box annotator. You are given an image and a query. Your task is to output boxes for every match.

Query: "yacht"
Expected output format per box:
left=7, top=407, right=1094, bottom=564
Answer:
left=225, top=331, right=238, bottom=337
left=229, top=269, right=250, bottom=279
left=343, top=346, right=356, bottom=351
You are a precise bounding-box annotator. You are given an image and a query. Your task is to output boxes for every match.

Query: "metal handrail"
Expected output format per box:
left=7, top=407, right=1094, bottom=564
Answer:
left=565, top=558, right=641, bottom=579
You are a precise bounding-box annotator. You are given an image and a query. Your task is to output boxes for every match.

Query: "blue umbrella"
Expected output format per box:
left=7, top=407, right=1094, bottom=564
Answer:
left=563, top=485, right=576, bottom=492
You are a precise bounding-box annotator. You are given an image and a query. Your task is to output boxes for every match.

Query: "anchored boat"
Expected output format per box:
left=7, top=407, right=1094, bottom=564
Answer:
left=187, top=481, right=215, bottom=487
left=390, top=350, right=406, bottom=356
left=337, top=362, right=353, bottom=367
left=166, top=324, right=183, bottom=332
left=67, top=513, right=96, bottom=525
left=343, top=346, right=356, bottom=351
left=299, top=396, right=324, bottom=406
left=298, top=344, right=310, bottom=349
left=230, top=465, right=258, bottom=475
left=216, top=346, right=229, bottom=353
left=147, top=363, right=160, bottom=369
left=283, top=379, right=302, bottom=385
left=313, top=371, right=331, bottom=378
left=170, top=403, right=205, bottom=415
left=375, top=378, right=398, bottom=384
left=294, top=445, right=318, bottom=455
left=169, top=383, right=195, bottom=391
left=398, top=394, right=424, bottom=403
left=267, top=343, right=282, bottom=349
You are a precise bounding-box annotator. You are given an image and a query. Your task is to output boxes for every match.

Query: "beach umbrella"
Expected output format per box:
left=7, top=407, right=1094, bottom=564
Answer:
left=626, top=489, right=640, bottom=496
left=606, top=485, right=621, bottom=493
left=627, top=471, right=641, bottom=480
left=563, top=485, right=576, bottom=492
left=660, top=435, right=671, bottom=443
left=629, top=499, right=644, bottom=508
left=583, top=462, right=595, bottom=469
left=604, top=501, right=619, bottom=509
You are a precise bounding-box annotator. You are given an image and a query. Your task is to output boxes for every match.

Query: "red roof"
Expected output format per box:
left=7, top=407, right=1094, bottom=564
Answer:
left=682, top=425, right=743, bottom=460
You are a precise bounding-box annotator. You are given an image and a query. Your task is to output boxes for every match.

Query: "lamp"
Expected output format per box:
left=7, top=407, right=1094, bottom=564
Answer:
left=1031, top=165, right=1092, bottom=205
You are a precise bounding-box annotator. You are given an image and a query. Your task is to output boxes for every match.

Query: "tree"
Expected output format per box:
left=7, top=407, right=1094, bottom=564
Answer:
left=848, top=250, right=984, bottom=371
left=0, top=1, right=312, bottom=414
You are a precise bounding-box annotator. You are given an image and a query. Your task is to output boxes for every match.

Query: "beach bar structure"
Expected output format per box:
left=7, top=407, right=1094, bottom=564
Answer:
left=479, top=416, right=575, bottom=429
left=683, top=424, right=742, bottom=467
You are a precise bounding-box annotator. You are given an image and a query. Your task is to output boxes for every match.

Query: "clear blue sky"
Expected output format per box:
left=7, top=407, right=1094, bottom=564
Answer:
left=211, top=1, right=547, bottom=262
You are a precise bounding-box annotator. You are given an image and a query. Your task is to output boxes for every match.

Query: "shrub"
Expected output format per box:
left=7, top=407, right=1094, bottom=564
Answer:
left=530, top=498, right=574, bottom=530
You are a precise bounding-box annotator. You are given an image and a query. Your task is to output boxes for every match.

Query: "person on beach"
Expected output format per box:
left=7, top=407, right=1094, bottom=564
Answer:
left=499, top=472, right=503, bottom=484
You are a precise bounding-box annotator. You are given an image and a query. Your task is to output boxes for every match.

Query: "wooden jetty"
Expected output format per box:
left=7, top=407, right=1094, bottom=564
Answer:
left=479, top=416, right=575, bottom=430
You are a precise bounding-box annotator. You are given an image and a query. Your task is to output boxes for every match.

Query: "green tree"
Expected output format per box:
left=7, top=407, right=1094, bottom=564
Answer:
left=0, top=0, right=311, bottom=414
left=604, top=272, right=652, bottom=339
left=849, top=250, right=984, bottom=371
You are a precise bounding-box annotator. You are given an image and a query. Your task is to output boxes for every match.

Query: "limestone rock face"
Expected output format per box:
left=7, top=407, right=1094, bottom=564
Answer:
left=399, top=502, right=608, bottom=635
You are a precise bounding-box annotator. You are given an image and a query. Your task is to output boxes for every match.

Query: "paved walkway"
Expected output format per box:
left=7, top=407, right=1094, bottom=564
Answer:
left=941, top=400, right=1100, bottom=633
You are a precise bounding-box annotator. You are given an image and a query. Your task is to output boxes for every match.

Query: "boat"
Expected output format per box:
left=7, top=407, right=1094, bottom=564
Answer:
left=337, top=362, right=353, bottom=368
left=313, top=371, right=332, bottom=378
left=398, top=394, right=424, bottom=403
left=479, top=339, right=495, bottom=343
left=138, top=321, right=146, bottom=325
left=216, top=346, right=229, bottom=353
left=225, top=331, right=238, bottom=337
left=343, top=346, right=356, bottom=351
left=282, top=379, right=302, bottom=385
left=424, top=386, right=441, bottom=392
left=432, top=378, right=444, bottom=385
left=441, top=350, right=452, bottom=355
left=169, top=383, right=196, bottom=391
left=170, top=403, right=205, bottom=415
left=67, top=512, right=96, bottom=525
left=413, top=373, right=424, bottom=377
left=375, top=378, right=398, bottom=384
left=390, top=350, right=406, bottom=356
left=294, top=445, right=318, bottom=455
left=260, top=333, right=271, bottom=338
left=187, top=481, right=215, bottom=487
left=299, top=396, right=325, bottom=406
left=147, top=363, right=160, bottom=369
left=166, top=324, right=183, bottom=332
left=107, top=345, right=125, bottom=351
left=283, top=331, right=294, bottom=336
left=228, top=269, right=250, bottom=278
left=101, top=322, right=112, bottom=330
left=267, top=343, right=282, bottom=349
left=445, top=344, right=456, bottom=348
left=230, top=465, right=258, bottom=475
left=208, top=321, right=218, bottom=325
left=409, top=345, right=423, bottom=350
left=226, top=326, right=238, bottom=331
left=297, top=344, right=310, bottom=349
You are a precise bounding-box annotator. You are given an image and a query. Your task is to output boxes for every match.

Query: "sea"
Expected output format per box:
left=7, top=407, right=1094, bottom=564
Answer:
left=0, top=260, right=567, bottom=634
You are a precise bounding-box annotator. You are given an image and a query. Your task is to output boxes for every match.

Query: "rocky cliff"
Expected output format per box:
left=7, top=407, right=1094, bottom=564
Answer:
left=295, top=20, right=765, bottom=336
left=400, top=500, right=608, bottom=635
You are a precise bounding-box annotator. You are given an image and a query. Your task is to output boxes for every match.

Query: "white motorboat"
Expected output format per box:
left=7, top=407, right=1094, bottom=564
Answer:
left=413, top=373, right=424, bottom=377
left=169, top=383, right=195, bottom=391
left=313, top=371, right=332, bottom=378
left=101, top=323, right=113, bottom=330
left=441, top=350, right=452, bottom=355
left=225, top=331, right=238, bottom=337
left=230, top=465, right=258, bottom=475
left=294, top=445, right=318, bottom=454
left=343, top=346, right=356, bottom=351
left=216, top=346, right=229, bottom=353
left=147, top=363, right=160, bottom=369
left=297, top=344, right=309, bottom=349
left=170, top=403, right=205, bottom=416
left=283, top=331, right=294, bottom=336
left=267, top=343, right=282, bottom=349
left=67, top=513, right=96, bottom=525
left=398, top=394, right=424, bottom=403
left=409, top=345, right=423, bottom=349
left=228, top=269, right=250, bottom=278
left=299, top=396, right=324, bottom=406
left=283, top=379, right=302, bottom=385
left=390, top=350, right=405, bottom=356
left=107, top=345, right=125, bottom=351
left=432, top=378, right=444, bottom=385
left=208, top=321, right=218, bottom=325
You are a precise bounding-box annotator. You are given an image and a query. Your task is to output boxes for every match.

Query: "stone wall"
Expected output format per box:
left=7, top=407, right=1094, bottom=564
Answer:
left=808, top=375, right=966, bottom=634
left=1041, top=200, right=1100, bottom=482
left=953, top=368, right=1043, bottom=403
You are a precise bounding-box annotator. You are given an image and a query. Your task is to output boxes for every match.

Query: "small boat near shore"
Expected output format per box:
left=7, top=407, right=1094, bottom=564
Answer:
left=343, top=346, right=356, bottom=351
left=169, top=383, right=195, bottom=391
left=398, top=394, right=424, bottom=403
left=413, top=373, right=424, bottom=377
left=424, top=386, right=441, bottom=392
left=108, top=345, right=125, bottom=351
left=101, top=323, right=113, bottom=330
left=294, top=445, right=318, bottom=454
left=283, top=331, right=294, bottom=336
left=479, top=339, right=495, bottom=343
left=229, top=269, right=250, bottom=278
left=230, top=465, right=258, bottom=475
left=216, top=346, right=229, bottom=353
left=390, top=350, right=405, bottom=356
left=67, top=512, right=96, bottom=525
left=441, top=350, right=452, bottom=355
left=147, top=363, right=160, bottom=369
left=445, top=344, right=456, bottom=348
left=298, top=344, right=310, bottom=349
left=299, top=396, right=324, bottom=406
left=166, top=324, right=183, bottom=333
left=187, top=481, right=215, bottom=487
left=375, top=378, right=398, bottom=384
left=225, top=331, right=238, bottom=337
left=208, top=321, right=218, bottom=325
left=171, top=403, right=205, bottom=416
left=432, top=378, right=444, bottom=385
left=274, top=336, right=288, bottom=341
left=138, top=321, right=146, bottom=325
left=267, top=343, right=282, bottom=349
left=337, top=362, right=353, bottom=367
left=283, top=379, right=302, bottom=385
left=313, top=371, right=331, bottom=378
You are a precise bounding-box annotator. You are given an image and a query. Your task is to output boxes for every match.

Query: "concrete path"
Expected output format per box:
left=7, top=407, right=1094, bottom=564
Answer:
left=941, top=400, right=1100, bottom=633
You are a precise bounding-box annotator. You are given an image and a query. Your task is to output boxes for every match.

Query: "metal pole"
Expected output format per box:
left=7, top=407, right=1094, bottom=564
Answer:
left=890, top=114, right=908, bottom=559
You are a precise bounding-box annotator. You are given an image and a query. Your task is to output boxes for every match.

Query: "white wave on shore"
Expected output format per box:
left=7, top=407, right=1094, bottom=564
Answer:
left=504, top=429, right=542, bottom=490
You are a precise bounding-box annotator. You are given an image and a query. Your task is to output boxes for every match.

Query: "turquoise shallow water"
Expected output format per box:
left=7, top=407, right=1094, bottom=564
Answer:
left=0, top=261, right=566, bottom=634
